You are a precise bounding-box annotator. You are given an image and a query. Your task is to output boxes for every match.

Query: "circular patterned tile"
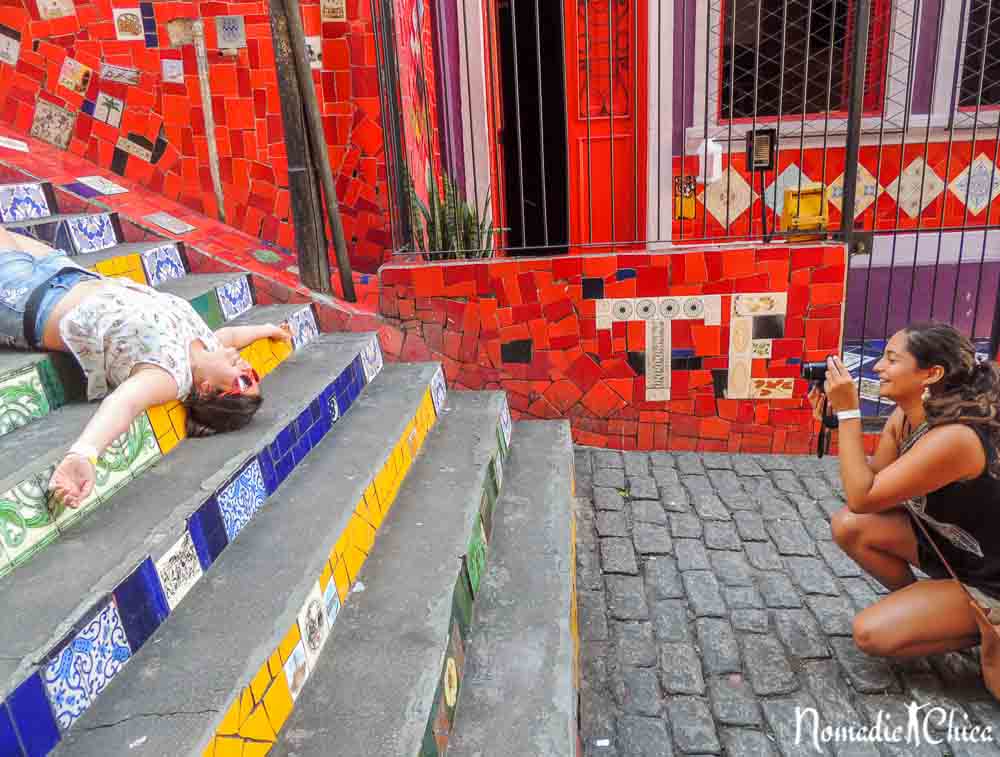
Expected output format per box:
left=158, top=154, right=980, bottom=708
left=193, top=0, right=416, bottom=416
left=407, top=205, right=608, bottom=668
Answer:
left=613, top=300, right=634, bottom=320
left=683, top=298, right=704, bottom=318
left=660, top=298, right=680, bottom=318
left=636, top=299, right=656, bottom=319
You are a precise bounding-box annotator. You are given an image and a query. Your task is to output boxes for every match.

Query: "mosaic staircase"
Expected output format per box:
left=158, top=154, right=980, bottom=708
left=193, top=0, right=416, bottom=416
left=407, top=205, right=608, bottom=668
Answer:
left=0, top=180, right=580, bottom=756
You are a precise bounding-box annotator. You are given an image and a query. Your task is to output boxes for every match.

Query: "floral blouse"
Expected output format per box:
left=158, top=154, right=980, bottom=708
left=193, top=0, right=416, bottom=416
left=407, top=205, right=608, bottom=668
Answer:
left=59, top=277, right=221, bottom=401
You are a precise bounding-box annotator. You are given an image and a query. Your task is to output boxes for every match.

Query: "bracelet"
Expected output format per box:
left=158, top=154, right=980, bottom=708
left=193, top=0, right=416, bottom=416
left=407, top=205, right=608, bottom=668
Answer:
left=67, top=443, right=99, bottom=468
left=836, top=409, right=862, bottom=422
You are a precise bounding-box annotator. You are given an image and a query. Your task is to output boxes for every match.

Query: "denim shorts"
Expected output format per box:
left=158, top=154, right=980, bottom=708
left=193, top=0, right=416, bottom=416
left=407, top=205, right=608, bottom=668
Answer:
left=0, top=250, right=99, bottom=349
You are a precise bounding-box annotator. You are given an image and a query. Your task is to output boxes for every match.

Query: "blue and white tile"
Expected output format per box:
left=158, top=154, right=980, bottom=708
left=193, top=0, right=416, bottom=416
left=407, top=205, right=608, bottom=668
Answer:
left=216, top=459, right=266, bottom=541
left=698, top=168, right=754, bottom=228
left=0, top=183, right=50, bottom=222
left=154, top=531, right=203, bottom=610
left=498, top=395, right=512, bottom=452
left=827, top=164, right=883, bottom=217
left=323, top=576, right=341, bottom=626
left=66, top=214, right=117, bottom=253
left=140, top=244, right=186, bottom=287
left=430, top=364, right=447, bottom=415
left=949, top=154, right=1000, bottom=216
left=885, top=158, right=944, bottom=219
left=360, top=335, right=383, bottom=383
left=216, top=277, right=253, bottom=321
left=287, top=306, right=319, bottom=350
left=43, top=600, right=131, bottom=730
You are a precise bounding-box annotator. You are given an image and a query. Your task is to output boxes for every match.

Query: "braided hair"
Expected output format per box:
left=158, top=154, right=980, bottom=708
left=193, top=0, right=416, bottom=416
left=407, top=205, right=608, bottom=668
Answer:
left=904, top=321, right=1000, bottom=477
left=183, top=391, right=263, bottom=437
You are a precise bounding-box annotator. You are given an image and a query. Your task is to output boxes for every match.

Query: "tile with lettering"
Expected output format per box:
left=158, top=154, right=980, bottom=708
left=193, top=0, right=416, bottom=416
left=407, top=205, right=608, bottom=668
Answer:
left=645, top=319, right=671, bottom=401
left=99, top=63, right=140, bottom=85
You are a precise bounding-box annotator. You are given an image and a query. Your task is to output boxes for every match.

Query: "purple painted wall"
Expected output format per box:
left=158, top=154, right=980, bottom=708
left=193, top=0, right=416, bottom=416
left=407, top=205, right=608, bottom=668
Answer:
left=845, top=262, right=1000, bottom=340
left=911, top=0, right=941, bottom=114
left=673, top=0, right=697, bottom=155
left=432, top=0, right=466, bottom=190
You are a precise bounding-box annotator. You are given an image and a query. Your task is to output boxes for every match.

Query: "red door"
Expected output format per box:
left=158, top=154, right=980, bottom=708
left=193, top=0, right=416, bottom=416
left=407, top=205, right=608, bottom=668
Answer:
left=564, top=0, right=647, bottom=251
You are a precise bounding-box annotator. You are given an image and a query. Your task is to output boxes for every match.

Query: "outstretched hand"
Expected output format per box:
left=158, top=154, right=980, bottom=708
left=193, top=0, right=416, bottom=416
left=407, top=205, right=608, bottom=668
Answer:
left=48, top=454, right=96, bottom=511
left=265, top=323, right=293, bottom=343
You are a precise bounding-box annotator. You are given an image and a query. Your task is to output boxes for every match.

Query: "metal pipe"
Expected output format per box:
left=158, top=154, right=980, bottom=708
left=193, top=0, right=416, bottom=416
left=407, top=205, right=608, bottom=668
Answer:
left=278, top=0, right=356, bottom=301
left=191, top=20, right=227, bottom=223
left=839, top=0, right=872, bottom=245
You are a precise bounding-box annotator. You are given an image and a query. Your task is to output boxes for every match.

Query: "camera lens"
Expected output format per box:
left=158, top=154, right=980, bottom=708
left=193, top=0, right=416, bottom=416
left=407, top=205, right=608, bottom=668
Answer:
left=800, top=361, right=827, bottom=382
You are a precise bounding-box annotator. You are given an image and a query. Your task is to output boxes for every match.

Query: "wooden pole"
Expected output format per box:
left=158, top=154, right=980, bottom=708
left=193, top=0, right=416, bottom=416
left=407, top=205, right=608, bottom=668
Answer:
left=277, top=0, right=357, bottom=302
left=268, top=4, right=333, bottom=294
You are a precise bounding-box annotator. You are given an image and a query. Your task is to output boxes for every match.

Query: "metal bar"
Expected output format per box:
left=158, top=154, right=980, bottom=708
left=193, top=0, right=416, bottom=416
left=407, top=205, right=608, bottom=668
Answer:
left=795, top=0, right=816, bottom=221
left=700, top=0, right=712, bottom=239
left=839, top=0, right=872, bottom=243
left=818, top=0, right=839, bottom=228
left=723, top=0, right=737, bottom=232
left=749, top=0, right=763, bottom=238
left=460, top=0, right=482, bottom=217
left=484, top=0, right=506, bottom=251
left=770, top=0, right=791, bottom=228
left=584, top=0, right=595, bottom=243
left=281, top=0, right=351, bottom=298
left=632, top=0, right=638, bottom=240
left=509, top=0, right=527, bottom=247
left=665, top=0, right=674, bottom=240
left=370, top=0, right=403, bottom=253
left=534, top=0, right=549, bottom=245
left=608, top=0, right=617, bottom=244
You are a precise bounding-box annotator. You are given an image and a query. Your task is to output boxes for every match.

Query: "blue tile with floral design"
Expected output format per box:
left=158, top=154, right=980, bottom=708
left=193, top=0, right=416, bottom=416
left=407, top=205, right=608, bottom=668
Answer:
left=216, top=277, right=253, bottom=321
left=0, top=183, right=51, bottom=223
left=287, top=306, right=319, bottom=350
left=216, top=459, right=266, bottom=541
left=140, top=244, right=186, bottom=287
left=65, top=214, right=118, bottom=254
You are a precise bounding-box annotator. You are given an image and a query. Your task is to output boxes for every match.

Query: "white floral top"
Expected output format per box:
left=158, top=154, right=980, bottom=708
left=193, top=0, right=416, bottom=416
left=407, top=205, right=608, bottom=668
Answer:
left=59, top=277, right=221, bottom=401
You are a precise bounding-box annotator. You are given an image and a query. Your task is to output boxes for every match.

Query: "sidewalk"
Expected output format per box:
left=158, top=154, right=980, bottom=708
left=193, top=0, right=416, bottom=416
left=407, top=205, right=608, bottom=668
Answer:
left=574, top=447, right=1000, bottom=757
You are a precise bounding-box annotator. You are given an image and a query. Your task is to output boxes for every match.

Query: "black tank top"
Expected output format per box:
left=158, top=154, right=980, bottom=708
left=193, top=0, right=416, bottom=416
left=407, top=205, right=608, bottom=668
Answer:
left=903, top=422, right=1000, bottom=599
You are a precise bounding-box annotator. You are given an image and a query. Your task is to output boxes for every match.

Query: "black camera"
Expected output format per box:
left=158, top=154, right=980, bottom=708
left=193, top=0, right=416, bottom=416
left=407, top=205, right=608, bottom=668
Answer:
left=800, top=361, right=829, bottom=382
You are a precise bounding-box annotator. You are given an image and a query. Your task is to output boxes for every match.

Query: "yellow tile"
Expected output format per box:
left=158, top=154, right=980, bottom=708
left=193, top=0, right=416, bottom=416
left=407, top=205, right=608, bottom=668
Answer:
left=344, top=544, right=366, bottom=584
left=261, top=671, right=295, bottom=734
left=333, top=531, right=349, bottom=565
left=157, top=430, right=180, bottom=455
left=374, top=465, right=394, bottom=507
left=239, top=687, right=255, bottom=726
left=242, top=741, right=272, bottom=757
left=333, top=557, right=351, bottom=602
left=168, top=403, right=188, bottom=439
left=217, top=698, right=241, bottom=736
left=202, top=739, right=215, bottom=757
left=277, top=623, right=302, bottom=665
left=268, top=650, right=283, bottom=679
left=272, top=339, right=292, bottom=362
left=364, top=482, right=380, bottom=514
left=250, top=661, right=273, bottom=704
left=238, top=704, right=276, bottom=743
left=147, top=405, right=171, bottom=438
left=213, top=736, right=243, bottom=757
left=319, top=560, right=333, bottom=593
left=351, top=513, right=375, bottom=555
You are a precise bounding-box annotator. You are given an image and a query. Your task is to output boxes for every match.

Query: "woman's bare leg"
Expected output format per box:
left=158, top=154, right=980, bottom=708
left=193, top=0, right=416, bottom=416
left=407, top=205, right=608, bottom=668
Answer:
left=830, top=506, right=921, bottom=590
left=0, top=228, right=58, bottom=258
left=852, top=578, right=981, bottom=657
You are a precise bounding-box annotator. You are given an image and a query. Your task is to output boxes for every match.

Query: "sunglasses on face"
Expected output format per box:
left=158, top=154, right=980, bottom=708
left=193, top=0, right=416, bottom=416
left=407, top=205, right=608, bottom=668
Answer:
left=223, top=368, right=260, bottom=396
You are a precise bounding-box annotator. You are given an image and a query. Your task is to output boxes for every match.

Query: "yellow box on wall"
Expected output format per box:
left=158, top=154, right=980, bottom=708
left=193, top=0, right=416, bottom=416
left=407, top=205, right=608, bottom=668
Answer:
left=780, top=182, right=828, bottom=239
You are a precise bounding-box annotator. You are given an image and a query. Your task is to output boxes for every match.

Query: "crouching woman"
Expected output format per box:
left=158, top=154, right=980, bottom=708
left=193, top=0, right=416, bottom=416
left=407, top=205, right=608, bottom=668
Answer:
left=812, top=322, right=1000, bottom=660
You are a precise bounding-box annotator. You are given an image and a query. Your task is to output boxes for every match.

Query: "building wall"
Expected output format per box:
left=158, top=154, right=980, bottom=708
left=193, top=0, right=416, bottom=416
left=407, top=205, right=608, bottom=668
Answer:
left=380, top=243, right=850, bottom=453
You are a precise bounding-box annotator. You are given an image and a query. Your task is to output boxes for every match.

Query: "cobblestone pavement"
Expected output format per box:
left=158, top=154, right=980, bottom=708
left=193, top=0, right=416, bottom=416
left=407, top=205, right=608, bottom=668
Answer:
left=574, top=447, right=1000, bottom=757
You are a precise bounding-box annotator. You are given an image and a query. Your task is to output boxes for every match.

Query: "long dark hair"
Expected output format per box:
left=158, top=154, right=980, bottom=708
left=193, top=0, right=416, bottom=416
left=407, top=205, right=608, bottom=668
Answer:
left=184, top=391, right=263, bottom=437
left=904, top=321, right=1000, bottom=477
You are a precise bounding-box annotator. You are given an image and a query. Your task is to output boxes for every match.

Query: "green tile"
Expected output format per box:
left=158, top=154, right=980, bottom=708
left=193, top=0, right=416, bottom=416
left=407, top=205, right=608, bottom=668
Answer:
left=450, top=570, right=473, bottom=639
left=35, top=357, right=66, bottom=409
left=190, top=290, right=224, bottom=330
left=0, top=367, right=50, bottom=438
left=1, top=466, right=59, bottom=568
left=126, top=413, right=162, bottom=477
left=465, top=516, right=487, bottom=598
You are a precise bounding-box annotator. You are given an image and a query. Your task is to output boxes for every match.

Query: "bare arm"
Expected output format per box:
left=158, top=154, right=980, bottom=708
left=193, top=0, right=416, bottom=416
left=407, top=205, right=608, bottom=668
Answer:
left=215, top=323, right=291, bottom=350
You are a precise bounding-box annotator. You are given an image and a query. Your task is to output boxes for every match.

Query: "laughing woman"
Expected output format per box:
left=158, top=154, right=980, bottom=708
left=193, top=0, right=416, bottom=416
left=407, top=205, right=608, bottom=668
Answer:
left=811, top=322, right=1000, bottom=661
left=0, top=227, right=290, bottom=510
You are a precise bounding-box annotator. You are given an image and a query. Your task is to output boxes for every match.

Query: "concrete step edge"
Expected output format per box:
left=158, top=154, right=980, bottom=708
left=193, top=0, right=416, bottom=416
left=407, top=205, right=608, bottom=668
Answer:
left=448, top=420, right=579, bottom=757
left=51, top=363, right=450, bottom=756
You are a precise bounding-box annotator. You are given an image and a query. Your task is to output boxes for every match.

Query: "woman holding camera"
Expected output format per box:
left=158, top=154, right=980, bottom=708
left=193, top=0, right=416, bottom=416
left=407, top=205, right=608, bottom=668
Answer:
left=810, top=322, right=1000, bottom=660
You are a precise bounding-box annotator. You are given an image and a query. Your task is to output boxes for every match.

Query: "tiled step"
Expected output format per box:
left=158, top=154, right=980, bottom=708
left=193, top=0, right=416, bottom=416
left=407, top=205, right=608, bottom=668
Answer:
left=265, top=390, right=509, bottom=757
left=0, top=182, right=57, bottom=224
left=2, top=212, right=122, bottom=256
left=158, top=272, right=256, bottom=329
left=53, top=362, right=452, bottom=756
left=0, top=334, right=387, bottom=756
left=74, top=240, right=188, bottom=288
left=448, top=420, right=579, bottom=757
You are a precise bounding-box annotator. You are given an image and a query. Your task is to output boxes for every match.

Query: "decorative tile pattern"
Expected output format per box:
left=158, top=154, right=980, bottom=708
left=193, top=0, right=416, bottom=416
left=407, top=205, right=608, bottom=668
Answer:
left=885, top=158, right=945, bottom=219
left=145, top=212, right=195, bottom=235
left=57, top=58, right=91, bottom=95
left=733, top=292, right=788, bottom=317
left=113, top=8, right=144, bottom=40
left=30, top=100, right=76, bottom=150
left=949, top=154, right=1000, bottom=216
left=0, top=467, right=58, bottom=567
left=66, top=214, right=118, bottom=253
left=827, top=163, right=883, bottom=217
left=498, top=395, right=512, bottom=451
left=430, top=364, right=447, bottom=415
left=99, top=63, right=140, bottom=85
left=36, top=0, right=74, bottom=19
left=217, top=459, right=267, bottom=541
left=141, top=244, right=186, bottom=287
left=283, top=640, right=309, bottom=701
left=0, top=366, right=50, bottom=438
left=43, top=600, right=131, bottom=730
left=700, top=168, right=755, bottom=228
left=75, top=176, right=128, bottom=196
left=0, top=24, right=21, bottom=67
left=94, top=93, right=124, bottom=128
left=217, top=277, right=254, bottom=321
left=322, top=576, right=341, bottom=625
left=305, top=36, right=323, bottom=69
left=763, top=164, right=813, bottom=215
left=155, top=531, right=203, bottom=610
left=296, top=581, right=330, bottom=671
left=161, top=58, right=185, bottom=84
left=287, top=306, right=320, bottom=350
left=216, top=16, right=247, bottom=49
left=360, top=335, right=384, bottom=382
left=0, top=182, right=50, bottom=223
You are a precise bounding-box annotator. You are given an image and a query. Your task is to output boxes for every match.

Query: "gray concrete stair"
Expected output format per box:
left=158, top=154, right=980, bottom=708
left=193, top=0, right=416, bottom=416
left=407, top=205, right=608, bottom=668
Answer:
left=54, top=363, right=459, bottom=755
left=0, top=333, right=375, bottom=702
left=448, top=420, right=578, bottom=757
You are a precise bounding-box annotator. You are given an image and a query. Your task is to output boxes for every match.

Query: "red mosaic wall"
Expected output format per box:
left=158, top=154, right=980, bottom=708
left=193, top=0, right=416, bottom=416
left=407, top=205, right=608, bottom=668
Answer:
left=0, top=0, right=396, bottom=273
left=379, top=243, right=871, bottom=454
left=671, top=141, right=1000, bottom=241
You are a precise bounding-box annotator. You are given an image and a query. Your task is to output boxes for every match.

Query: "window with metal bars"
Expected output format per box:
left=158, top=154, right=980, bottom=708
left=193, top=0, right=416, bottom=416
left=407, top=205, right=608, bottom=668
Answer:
left=959, top=0, right=1000, bottom=108
left=718, top=0, right=891, bottom=120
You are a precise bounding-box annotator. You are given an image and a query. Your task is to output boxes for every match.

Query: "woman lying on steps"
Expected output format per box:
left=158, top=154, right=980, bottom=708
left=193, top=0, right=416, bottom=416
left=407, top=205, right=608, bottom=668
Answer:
left=0, top=227, right=290, bottom=510
left=810, top=322, right=1000, bottom=662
